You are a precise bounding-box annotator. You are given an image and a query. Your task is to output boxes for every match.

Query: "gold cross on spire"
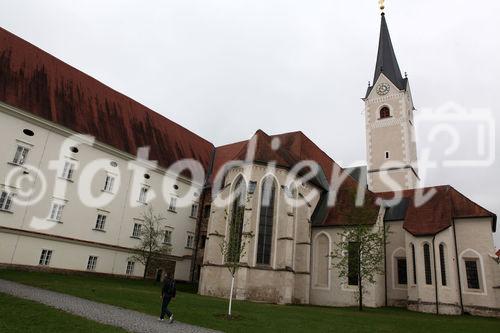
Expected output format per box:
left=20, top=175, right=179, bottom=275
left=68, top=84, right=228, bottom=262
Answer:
left=379, top=0, right=385, bottom=11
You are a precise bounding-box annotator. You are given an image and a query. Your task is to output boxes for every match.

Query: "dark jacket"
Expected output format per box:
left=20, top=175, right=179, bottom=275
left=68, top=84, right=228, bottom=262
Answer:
left=162, top=278, right=176, bottom=298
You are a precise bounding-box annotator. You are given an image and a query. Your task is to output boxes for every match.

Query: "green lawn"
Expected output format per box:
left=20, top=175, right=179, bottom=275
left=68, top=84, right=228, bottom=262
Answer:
left=0, top=292, right=126, bottom=333
left=0, top=269, right=499, bottom=333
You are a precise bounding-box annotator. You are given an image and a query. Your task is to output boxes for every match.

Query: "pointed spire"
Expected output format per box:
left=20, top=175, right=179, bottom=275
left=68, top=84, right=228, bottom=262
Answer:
left=373, top=13, right=406, bottom=90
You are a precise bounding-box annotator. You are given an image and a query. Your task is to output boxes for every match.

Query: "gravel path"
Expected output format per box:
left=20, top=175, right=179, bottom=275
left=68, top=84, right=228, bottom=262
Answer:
left=0, top=279, right=220, bottom=333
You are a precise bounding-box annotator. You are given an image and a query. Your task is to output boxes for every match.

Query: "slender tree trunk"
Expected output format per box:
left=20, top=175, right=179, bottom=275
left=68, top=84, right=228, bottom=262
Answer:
left=143, top=256, right=150, bottom=280
left=228, top=274, right=235, bottom=319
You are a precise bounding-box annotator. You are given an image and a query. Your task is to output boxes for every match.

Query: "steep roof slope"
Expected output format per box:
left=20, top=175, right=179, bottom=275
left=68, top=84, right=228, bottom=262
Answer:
left=0, top=27, right=214, bottom=172
left=379, top=186, right=497, bottom=236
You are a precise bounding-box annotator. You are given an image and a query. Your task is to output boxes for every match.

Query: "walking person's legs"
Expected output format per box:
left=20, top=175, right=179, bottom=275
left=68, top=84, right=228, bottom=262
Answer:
left=160, top=296, right=172, bottom=320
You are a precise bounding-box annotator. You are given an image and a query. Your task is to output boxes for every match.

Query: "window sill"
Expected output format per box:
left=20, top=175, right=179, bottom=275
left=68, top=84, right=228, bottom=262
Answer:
left=7, top=162, right=27, bottom=169
left=0, top=209, right=14, bottom=214
left=185, top=247, right=194, bottom=250
left=57, top=177, right=74, bottom=183
left=377, top=116, right=393, bottom=120
left=168, top=209, right=177, bottom=214
left=92, top=228, right=106, bottom=233
left=46, top=219, right=63, bottom=224
left=189, top=215, right=197, bottom=219
left=101, top=190, right=114, bottom=194
left=136, top=201, right=148, bottom=206
left=130, top=236, right=141, bottom=240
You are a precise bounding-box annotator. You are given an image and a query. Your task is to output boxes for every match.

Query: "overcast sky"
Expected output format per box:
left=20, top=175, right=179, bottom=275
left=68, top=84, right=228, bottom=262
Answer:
left=1, top=0, right=499, bottom=247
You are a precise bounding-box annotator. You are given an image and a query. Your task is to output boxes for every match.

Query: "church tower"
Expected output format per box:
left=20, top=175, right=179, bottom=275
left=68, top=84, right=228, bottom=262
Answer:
left=363, top=13, right=419, bottom=193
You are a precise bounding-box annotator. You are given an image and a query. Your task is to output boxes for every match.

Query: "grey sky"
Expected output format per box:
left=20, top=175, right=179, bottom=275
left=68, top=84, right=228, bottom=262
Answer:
left=0, top=0, right=499, bottom=247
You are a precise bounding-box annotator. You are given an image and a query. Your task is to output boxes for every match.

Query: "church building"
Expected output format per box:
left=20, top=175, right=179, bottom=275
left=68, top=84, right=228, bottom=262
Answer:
left=0, top=10, right=498, bottom=317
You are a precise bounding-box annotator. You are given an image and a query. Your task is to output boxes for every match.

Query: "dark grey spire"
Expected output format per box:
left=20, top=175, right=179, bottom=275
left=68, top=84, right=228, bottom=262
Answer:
left=373, top=13, right=406, bottom=90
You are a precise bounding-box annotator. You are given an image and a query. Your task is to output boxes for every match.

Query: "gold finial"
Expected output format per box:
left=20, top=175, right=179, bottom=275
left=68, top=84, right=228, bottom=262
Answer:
left=379, top=0, right=385, bottom=11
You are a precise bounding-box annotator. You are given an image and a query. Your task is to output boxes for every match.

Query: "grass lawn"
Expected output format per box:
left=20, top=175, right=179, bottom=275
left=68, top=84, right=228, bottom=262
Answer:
left=0, top=269, right=499, bottom=333
left=0, top=292, right=126, bottom=333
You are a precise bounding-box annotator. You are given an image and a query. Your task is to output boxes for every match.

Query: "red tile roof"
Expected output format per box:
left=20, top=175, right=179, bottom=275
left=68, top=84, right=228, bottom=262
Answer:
left=378, top=186, right=497, bottom=236
left=0, top=27, right=214, bottom=172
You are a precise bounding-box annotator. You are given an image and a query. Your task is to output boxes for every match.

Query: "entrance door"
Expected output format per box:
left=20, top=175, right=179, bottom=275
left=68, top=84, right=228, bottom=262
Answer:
left=156, top=269, right=163, bottom=282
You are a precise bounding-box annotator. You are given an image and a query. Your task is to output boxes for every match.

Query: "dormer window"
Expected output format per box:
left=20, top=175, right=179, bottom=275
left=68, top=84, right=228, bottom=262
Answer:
left=379, top=107, right=391, bottom=119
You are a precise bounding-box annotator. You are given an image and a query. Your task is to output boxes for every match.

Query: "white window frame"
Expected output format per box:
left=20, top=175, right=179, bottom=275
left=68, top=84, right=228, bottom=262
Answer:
left=39, top=249, right=53, bottom=266
left=103, top=174, right=115, bottom=193
left=190, top=203, right=199, bottom=218
left=169, top=197, right=177, bottom=212
left=164, top=229, right=173, bottom=245
left=0, top=191, right=14, bottom=212
left=94, top=214, right=107, bottom=231
left=186, top=233, right=195, bottom=249
left=49, top=202, right=65, bottom=222
left=132, top=223, right=142, bottom=238
left=86, top=256, right=98, bottom=271
left=138, top=186, right=149, bottom=204
left=61, top=161, right=76, bottom=181
left=12, top=145, right=30, bottom=165
left=126, top=261, right=135, bottom=275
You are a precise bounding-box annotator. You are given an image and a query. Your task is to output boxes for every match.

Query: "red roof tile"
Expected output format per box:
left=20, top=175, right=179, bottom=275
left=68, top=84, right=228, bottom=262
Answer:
left=0, top=27, right=214, bottom=172
left=378, top=186, right=497, bottom=236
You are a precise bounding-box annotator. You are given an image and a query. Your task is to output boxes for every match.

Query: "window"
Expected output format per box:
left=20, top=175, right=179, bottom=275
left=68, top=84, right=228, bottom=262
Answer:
left=227, top=177, right=246, bottom=263
left=49, top=203, right=64, bottom=222
left=126, top=261, right=135, bottom=275
left=39, top=249, right=53, bottom=266
left=439, top=243, right=447, bottom=286
left=138, top=187, right=148, bottom=204
left=200, top=235, right=207, bottom=249
left=95, top=214, right=106, bottom=230
left=465, top=260, right=480, bottom=289
left=423, top=243, right=432, bottom=285
left=203, top=205, right=211, bottom=218
left=411, top=243, right=417, bottom=284
left=256, top=177, right=276, bottom=265
left=397, top=258, right=408, bottom=285
left=86, top=256, right=98, bottom=271
left=169, top=197, right=177, bottom=212
left=186, top=234, right=194, bottom=249
left=164, top=230, right=172, bottom=245
left=190, top=203, right=198, bottom=217
left=132, top=223, right=142, bottom=238
left=380, top=106, right=391, bottom=119
left=12, top=145, right=29, bottom=165
left=0, top=191, right=14, bottom=212
left=348, top=242, right=360, bottom=286
left=103, top=175, right=115, bottom=192
left=385, top=151, right=390, bottom=159
left=61, top=161, right=75, bottom=180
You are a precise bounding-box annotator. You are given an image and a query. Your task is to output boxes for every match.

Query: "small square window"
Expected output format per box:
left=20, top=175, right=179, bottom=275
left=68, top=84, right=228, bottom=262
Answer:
left=49, top=203, right=64, bottom=222
left=39, top=249, right=53, bottom=266
left=132, top=223, right=142, bottom=238
left=12, top=145, right=29, bottom=165
left=0, top=191, right=14, bottom=212
left=95, top=214, right=107, bottom=230
left=86, top=256, right=98, bottom=271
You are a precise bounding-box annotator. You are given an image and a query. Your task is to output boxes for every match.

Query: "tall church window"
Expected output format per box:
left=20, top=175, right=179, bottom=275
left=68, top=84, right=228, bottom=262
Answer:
left=314, top=234, right=329, bottom=287
left=256, top=177, right=276, bottom=265
left=348, top=242, right=360, bottom=286
left=439, top=243, right=447, bottom=286
left=465, top=260, right=480, bottom=290
left=411, top=243, right=417, bottom=284
left=379, top=106, right=391, bottom=119
left=227, top=176, right=246, bottom=263
left=423, top=243, right=432, bottom=285
left=397, top=258, right=408, bottom=285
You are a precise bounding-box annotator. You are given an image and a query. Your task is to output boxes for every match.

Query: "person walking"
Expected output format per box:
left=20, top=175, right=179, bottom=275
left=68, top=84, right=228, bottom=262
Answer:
left=159, top=273, right=176, bottom=323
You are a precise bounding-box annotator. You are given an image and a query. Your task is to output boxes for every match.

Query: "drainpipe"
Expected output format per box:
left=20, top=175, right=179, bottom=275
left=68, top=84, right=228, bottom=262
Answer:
left=451, top=219, right=464, bottom=314
left=432, top=235, right=439, bottom=315
left=383, top=217, right=388, bottom=307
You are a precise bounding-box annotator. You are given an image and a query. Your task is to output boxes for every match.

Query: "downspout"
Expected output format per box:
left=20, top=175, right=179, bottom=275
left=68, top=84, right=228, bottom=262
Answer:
left=383, top=217, right=388, bottom=307
left=432, top=235, right=439, bottom=315
left=451, top=219, right=464, bottom=314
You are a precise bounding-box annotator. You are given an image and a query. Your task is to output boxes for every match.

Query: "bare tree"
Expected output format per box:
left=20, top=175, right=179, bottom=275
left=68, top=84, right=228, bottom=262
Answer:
left=330, top=194, right=386, bottom=311
left=129, top=206, right=171, bottom=279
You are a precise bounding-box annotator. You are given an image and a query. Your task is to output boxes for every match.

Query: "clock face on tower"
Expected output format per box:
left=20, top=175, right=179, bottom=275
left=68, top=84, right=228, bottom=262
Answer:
left=376, top=83, right=390, bottom=95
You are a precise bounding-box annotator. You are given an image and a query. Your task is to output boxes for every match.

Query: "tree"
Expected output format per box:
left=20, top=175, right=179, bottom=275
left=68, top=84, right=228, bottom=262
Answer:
left=129, top=206, right=171, bottom=279
left=330, top=193, right=386, bottom=311
left=217, top=184, right=254, bottom=319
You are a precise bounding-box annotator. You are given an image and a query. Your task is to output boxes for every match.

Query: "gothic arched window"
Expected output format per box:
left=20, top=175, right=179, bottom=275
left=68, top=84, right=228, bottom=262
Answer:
left=423, top=243, right=432, bottom=285
left=439, top=243, right=447, bottom=286
left=256, top=177, right=277, bottom=265
left=411, top=243, right=417, bottom=284
left=380, top=106, right=391, bottom=119
left=314, top=234, right=329, bottom=287
left=227, top=176, right=246, bottom=263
